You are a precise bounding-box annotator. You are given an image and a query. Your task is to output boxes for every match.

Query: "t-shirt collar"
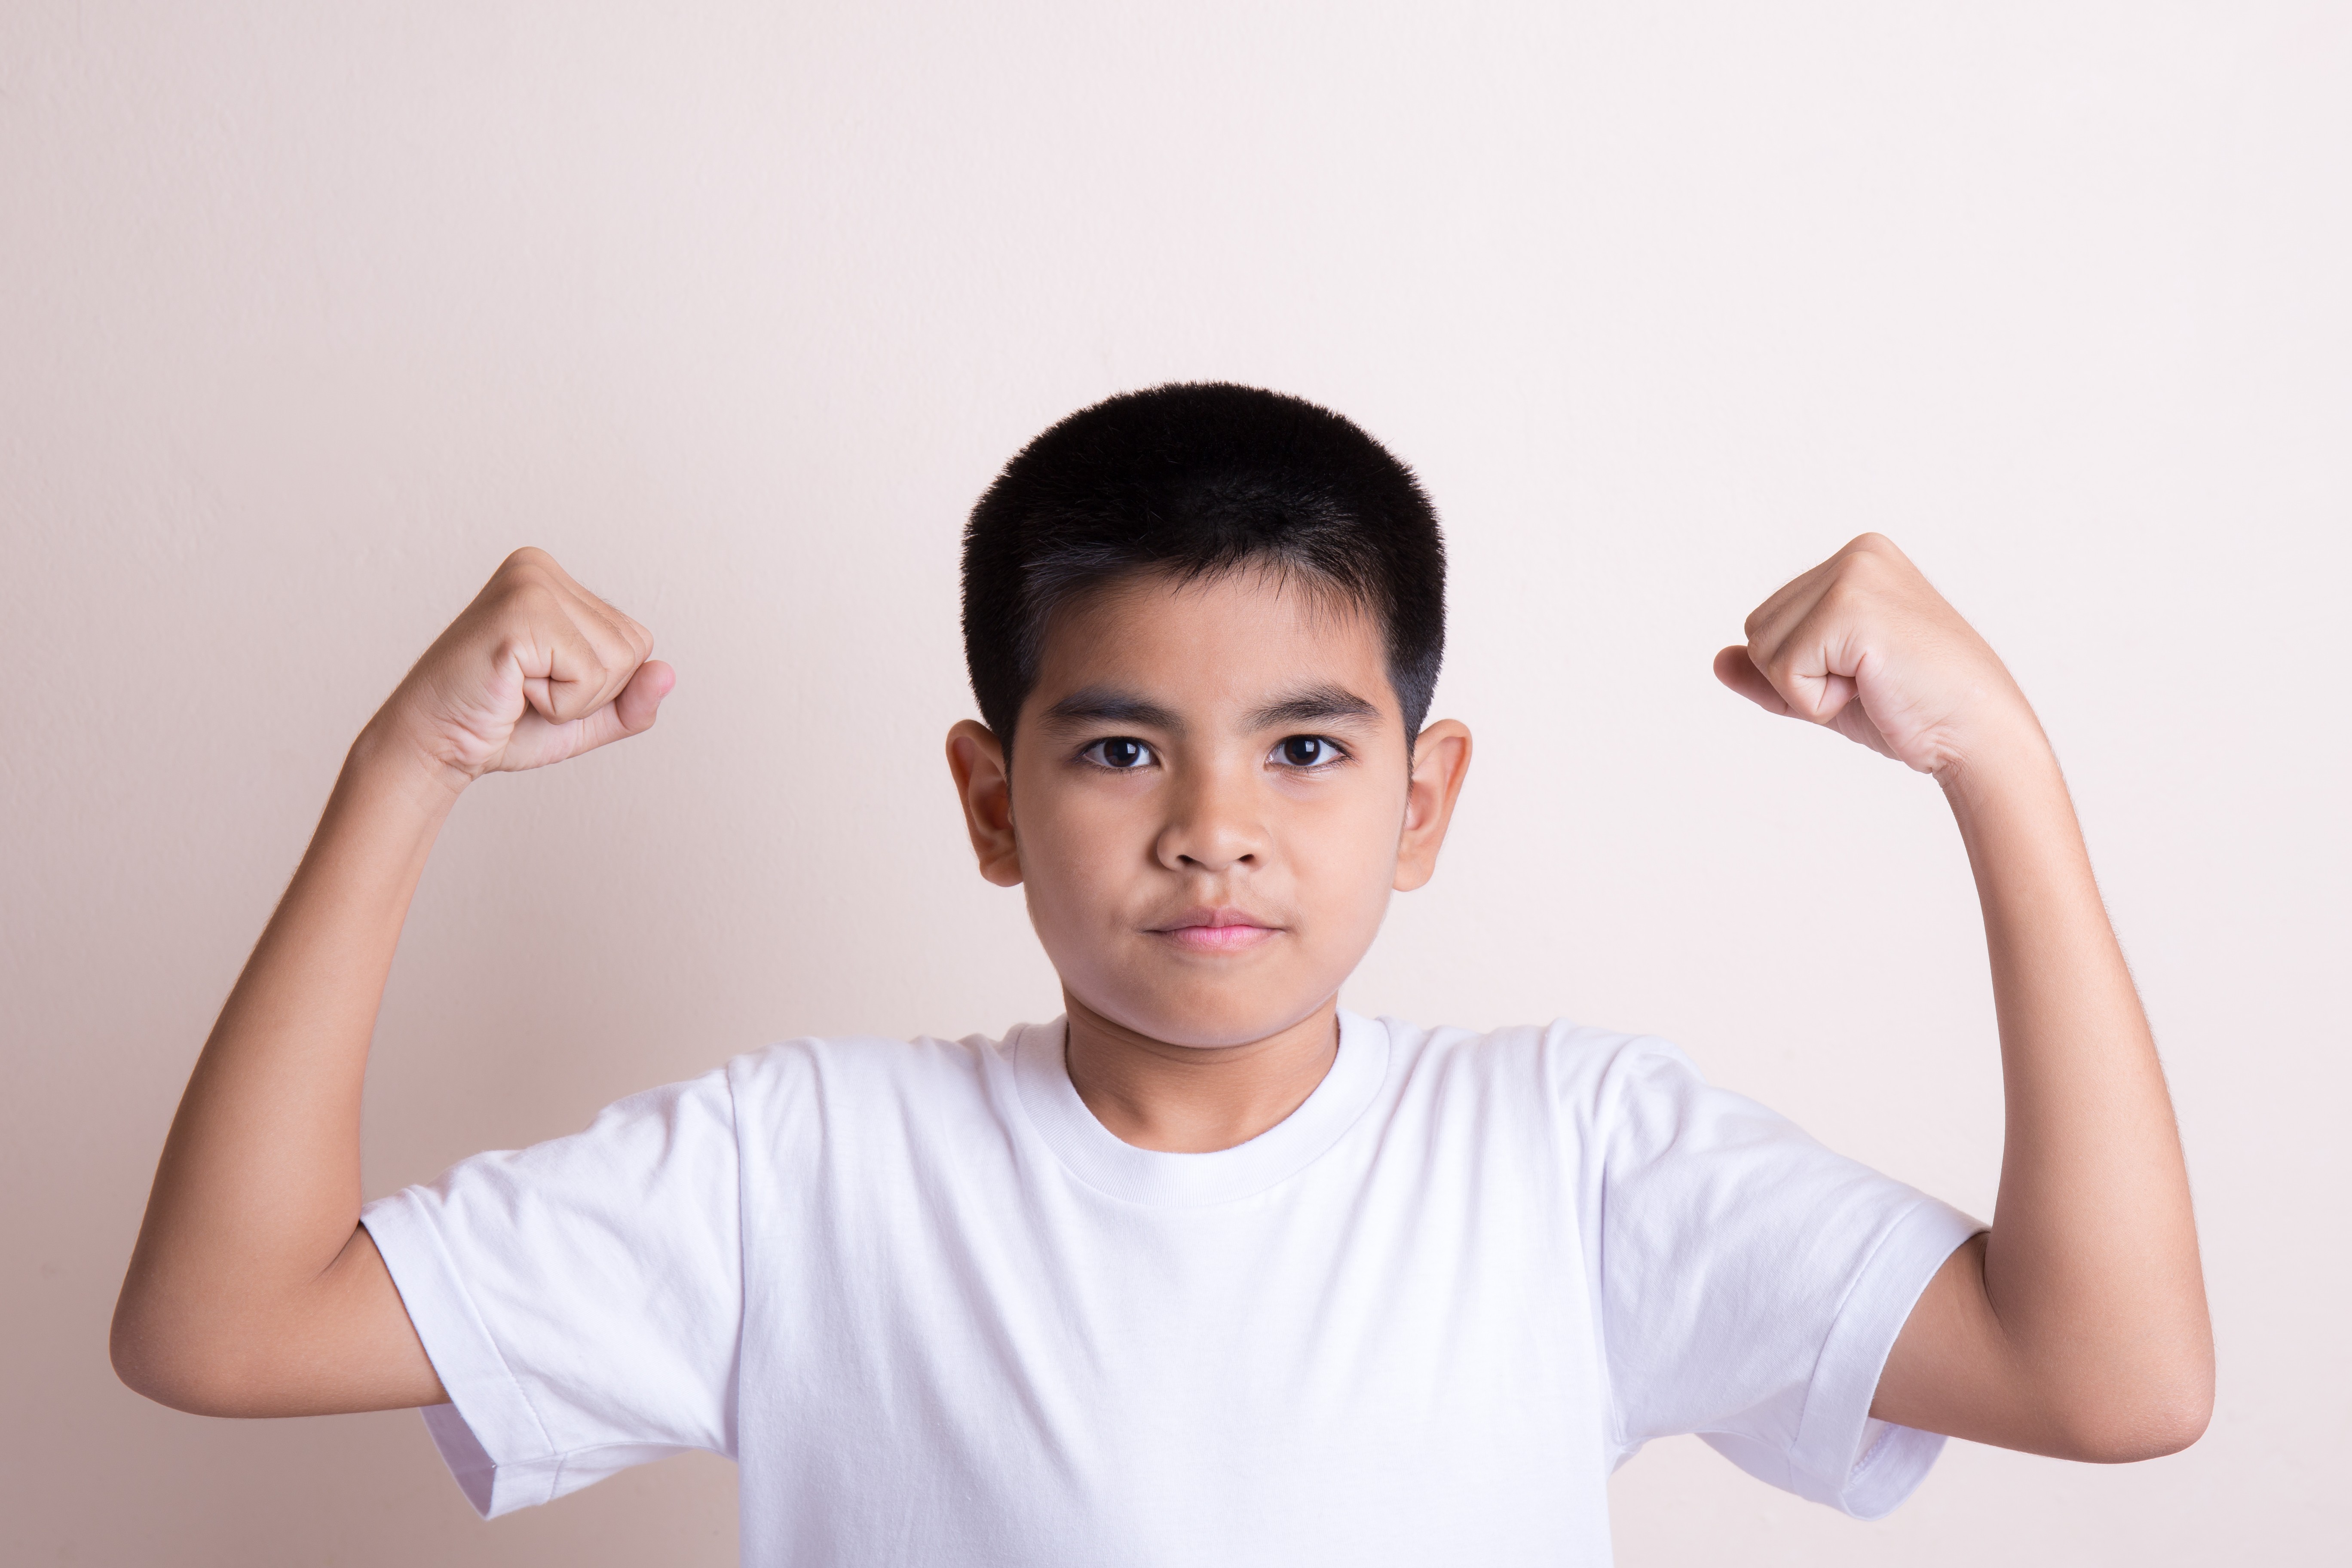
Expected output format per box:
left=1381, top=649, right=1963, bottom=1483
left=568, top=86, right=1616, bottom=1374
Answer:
left=1011, top=1010, right=1389, bottom=1208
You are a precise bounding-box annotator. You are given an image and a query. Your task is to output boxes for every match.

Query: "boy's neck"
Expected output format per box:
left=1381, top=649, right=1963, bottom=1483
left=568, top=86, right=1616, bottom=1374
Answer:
left=1060, top=992, right=1341, bottom=1154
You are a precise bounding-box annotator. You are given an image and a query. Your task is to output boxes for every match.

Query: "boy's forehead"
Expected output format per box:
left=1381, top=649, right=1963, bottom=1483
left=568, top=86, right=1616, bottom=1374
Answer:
left=1030, top=568, right=1394, bottom=720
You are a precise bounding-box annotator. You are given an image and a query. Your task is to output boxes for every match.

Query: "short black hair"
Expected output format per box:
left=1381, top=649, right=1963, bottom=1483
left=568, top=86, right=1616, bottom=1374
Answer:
left=961, top=382, right=1446, bottom=752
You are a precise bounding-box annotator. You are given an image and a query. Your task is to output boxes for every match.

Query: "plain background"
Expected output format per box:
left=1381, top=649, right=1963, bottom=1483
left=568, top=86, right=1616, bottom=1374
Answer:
left=4, top=3, right=2343, bottom=1563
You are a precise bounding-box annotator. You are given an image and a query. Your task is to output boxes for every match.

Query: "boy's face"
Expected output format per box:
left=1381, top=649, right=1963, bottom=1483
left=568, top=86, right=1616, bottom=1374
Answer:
left=948, top=569, right=1471, bottom=1049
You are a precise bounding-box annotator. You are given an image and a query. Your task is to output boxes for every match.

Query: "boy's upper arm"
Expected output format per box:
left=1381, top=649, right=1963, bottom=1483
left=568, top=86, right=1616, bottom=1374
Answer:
left=120, top=1225, right=447, bottom=1419
left=1872, top=1230, right=2048, bottom=1452
left=311, top=1225, right=452, bottom=1413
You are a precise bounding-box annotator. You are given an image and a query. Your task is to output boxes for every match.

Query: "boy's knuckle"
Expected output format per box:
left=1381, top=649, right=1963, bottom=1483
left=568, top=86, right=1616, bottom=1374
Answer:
left=1819, top=573, right=1871, bottom=616
left=510, top=582, right=567, bottom=623
left=494, top=545, right=551, bottom=585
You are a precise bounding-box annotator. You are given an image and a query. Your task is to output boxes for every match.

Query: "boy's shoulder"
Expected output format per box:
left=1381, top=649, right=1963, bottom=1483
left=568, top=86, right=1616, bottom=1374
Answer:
left=724, top=1025, right=1012, bottom=1083
left=713, top=1026, right=1009, bottom=1109
left=1380, top=1013, right=1688, bottom=1091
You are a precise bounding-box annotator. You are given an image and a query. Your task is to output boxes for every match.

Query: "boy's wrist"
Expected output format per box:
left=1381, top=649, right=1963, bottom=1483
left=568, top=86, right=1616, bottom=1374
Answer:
left=345, top=714, right=473, bottom=823
left=1934, top=714, right=2069, bottom=832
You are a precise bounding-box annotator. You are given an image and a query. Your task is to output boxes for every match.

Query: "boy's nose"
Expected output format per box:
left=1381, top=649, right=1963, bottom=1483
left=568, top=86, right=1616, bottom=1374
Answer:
left=1155, top=764, right=1268, bottom=873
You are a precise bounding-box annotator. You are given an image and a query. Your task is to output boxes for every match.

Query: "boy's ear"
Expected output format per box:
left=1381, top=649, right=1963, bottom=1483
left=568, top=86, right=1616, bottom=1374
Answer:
left=1394, top=719, right=1472, bottom=893
left=946, top=720, right=1024, bottom=888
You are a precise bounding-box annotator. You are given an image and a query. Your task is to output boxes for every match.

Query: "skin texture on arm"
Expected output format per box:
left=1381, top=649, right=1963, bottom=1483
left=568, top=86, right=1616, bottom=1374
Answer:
left=111, top=548, right=673, bottom=1418
left=1715, top=534, right=2213, bottom=1462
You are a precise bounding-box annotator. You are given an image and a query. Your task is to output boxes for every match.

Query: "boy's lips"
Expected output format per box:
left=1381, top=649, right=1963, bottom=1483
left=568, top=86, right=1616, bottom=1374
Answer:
left=1148, top=906, right=1281, bottom=953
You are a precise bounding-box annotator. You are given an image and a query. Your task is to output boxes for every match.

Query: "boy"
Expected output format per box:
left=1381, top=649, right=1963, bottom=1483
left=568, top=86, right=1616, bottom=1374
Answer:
left=113, top=384, right=2210, bottom=1563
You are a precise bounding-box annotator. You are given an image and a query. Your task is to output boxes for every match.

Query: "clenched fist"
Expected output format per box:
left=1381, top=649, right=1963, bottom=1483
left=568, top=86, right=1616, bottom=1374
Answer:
left=1715, top=533, right=2041, bottom=782
left=371, top=547, right=674, bottom=792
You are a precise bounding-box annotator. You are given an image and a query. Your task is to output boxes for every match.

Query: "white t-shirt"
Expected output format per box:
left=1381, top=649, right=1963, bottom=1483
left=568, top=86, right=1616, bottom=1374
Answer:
left=361, top=1013, right=1979, bottom=1565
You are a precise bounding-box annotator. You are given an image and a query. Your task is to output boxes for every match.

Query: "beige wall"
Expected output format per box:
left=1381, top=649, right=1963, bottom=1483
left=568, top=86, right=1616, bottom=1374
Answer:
left=5, top=3, right=2343, bottom=1562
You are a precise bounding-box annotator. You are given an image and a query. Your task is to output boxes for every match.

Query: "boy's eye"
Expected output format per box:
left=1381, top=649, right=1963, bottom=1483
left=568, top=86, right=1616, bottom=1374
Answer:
left=1083, top=737, right=1156, bottom=770
left=1274, top=735, right=1342, bottom=769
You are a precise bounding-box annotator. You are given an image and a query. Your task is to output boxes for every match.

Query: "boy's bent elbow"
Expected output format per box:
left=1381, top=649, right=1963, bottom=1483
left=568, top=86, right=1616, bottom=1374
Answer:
left=111, top=1286, right=302, bottom=1418
left=2061, top=1401, right=2211, bottom=1463
left=112, top=1323, right=328, bottom=1418
left=2140, top=1393, right=2214, bottom=1460
left=110, top=1302, right=239, bottom=1417
left=111, top=1235, right=445, bottom=1417
left=2046, top=1361, right=2214, bottom=1463
left=110, top=1310, right=200, bottom=1414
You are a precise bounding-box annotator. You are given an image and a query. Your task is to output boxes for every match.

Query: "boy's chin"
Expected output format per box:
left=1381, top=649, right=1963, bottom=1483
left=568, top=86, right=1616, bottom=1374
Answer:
left=1067, top=981, right=1339, bottom=1053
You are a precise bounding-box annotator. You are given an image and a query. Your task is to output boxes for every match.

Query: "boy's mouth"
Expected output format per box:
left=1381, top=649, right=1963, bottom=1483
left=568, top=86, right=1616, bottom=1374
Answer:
left=1148, top=906, right=1280, bottom=954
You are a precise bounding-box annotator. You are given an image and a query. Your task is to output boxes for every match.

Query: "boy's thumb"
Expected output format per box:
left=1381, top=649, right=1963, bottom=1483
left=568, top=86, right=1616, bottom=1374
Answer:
left=1712, top=646, right=1791, bottom=717
left=612, top=659, right=677, bottom=736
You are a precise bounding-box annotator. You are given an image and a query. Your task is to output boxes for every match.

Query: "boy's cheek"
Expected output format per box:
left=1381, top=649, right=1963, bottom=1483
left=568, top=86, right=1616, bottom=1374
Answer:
left=1019, top=784, right=1150, bottom=867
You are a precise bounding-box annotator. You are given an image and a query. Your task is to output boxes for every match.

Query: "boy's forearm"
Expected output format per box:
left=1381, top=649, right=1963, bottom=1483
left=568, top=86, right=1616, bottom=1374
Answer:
left=111, top=723, right=456, bottom=1407
left=1926, top=725, right=2212, bottom=1455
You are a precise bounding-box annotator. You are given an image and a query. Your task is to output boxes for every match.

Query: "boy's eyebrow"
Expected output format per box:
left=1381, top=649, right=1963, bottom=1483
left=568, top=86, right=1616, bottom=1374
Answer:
left=1038, top=688, right=1185, bottom=734
left=1245, top=685, right=1382, bottom=730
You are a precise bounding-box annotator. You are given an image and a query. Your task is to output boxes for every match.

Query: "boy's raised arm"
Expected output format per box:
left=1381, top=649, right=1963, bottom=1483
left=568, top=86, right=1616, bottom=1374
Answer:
left=110, top=548, right=674, bottom=1418
left=1715, top=534, right=2213, bottom=1463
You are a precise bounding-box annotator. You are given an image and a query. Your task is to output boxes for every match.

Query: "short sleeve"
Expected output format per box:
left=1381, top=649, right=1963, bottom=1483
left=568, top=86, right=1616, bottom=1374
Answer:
left=360, top=1069, right=744, bottom=1518
left=1589, top=1038, right=1981, bottom=1519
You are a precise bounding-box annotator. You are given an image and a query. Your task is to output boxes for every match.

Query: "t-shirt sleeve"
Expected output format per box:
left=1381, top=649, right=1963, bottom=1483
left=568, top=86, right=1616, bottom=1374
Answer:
left=359, top=1068, right=744, bottom=1519
left=1585, top=1036, right=1982, bottom=1520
